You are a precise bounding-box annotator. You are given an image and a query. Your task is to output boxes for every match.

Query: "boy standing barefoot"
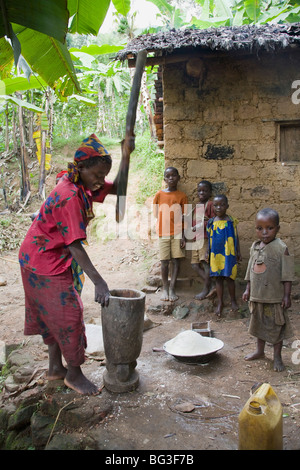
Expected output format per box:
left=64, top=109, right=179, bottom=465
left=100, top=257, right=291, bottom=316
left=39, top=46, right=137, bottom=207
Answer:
left=153, top=167, right=187, bottom=301
left=242, top=208, right=294, bottom=371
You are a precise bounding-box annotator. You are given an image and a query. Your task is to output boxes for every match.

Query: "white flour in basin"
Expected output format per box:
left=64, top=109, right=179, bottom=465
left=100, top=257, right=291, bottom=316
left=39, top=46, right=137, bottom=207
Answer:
left=164, top=330, right=224, bottom=357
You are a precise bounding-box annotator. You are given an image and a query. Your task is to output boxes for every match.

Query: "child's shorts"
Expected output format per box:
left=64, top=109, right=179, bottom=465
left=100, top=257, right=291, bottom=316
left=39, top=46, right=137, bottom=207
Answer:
left=191, top=238, right=208, bottom=264
left=248, top=301, right=293, bottom=344
left=159, top=236, right=185, bottom=260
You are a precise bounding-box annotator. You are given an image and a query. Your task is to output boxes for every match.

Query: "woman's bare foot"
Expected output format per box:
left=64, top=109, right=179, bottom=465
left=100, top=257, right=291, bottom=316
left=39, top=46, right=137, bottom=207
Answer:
left=64, top=367, right=100, bottom=395
left=48, top=343, right=67, bottom=380
left=47, top=365, right=68, bottom=381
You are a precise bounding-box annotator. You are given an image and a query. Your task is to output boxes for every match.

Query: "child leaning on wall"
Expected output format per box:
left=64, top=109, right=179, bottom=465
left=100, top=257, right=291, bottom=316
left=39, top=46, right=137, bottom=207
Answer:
left=153, top=167, right=188, bottom=302
left=242, top=208, right=294, bottom=372
left=190, top=180, right=216, bottom=300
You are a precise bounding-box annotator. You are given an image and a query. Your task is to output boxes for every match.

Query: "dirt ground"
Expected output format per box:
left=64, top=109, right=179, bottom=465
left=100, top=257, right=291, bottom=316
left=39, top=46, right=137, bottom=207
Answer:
left=0, top=146, right=300, bottom=451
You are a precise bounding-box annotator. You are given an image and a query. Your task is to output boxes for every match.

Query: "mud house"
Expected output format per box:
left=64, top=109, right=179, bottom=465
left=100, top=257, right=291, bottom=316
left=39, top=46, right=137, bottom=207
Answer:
left=116, top=23, right=300, bottom=271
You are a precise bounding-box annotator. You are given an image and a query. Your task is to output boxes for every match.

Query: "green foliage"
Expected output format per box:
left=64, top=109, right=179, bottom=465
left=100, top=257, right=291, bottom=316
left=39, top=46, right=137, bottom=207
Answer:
left=0, top=215, right=28, bottom=250
left=1, top=76, right=47, bottom=95
left=1, top=0, right=299, bottom=206
left=68, top=0, right=111, bottom=35
left=191, top=0, right=300, bottom=26
left=132, top=132, right=165, bottom=203
left=146, top=0, right=188, bottom=28
left=1, top=0, right=299, bottom=102
left=0, top=0, right=131, bottom=98
left=0, top=362, right=10, bottom=392
left=52, top=133, right=119, bottom=152
left=0, top=94, right=43, bottom=113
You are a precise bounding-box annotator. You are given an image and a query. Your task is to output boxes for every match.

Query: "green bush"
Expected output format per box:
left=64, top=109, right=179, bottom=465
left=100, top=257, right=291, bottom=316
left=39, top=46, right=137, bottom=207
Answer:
left=132, top=133, right=164, bottom=204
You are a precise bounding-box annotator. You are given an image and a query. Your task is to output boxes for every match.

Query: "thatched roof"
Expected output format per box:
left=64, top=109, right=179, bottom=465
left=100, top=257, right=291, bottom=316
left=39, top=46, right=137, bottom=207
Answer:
left=116, top=23, right=300, bottom=61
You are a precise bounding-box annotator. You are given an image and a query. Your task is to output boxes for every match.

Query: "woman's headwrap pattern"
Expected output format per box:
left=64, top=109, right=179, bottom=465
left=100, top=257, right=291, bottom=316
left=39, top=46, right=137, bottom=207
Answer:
left=67, top=134, right=111, bottom=220
left=74, top=133, right=110, bottom=162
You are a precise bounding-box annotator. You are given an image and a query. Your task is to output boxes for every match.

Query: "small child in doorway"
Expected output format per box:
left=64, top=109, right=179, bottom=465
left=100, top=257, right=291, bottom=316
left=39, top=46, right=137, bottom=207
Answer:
left=153, top=167, right=188, bottom=301
left=190, top=180, right=215, bottom=300
left=242, top=208, right=294, bottom=372
left=206, top=194, right=241, bottom=317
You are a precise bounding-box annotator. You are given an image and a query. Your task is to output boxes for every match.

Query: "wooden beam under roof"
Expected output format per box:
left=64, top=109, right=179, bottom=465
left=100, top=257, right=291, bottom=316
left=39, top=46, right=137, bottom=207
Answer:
left=126, top=46, right=299, bottom=68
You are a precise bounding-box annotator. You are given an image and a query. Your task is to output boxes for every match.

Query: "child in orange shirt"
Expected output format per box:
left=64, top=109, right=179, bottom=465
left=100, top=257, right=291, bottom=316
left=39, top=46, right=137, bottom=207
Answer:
left=153, top=167, right=187, bottom=301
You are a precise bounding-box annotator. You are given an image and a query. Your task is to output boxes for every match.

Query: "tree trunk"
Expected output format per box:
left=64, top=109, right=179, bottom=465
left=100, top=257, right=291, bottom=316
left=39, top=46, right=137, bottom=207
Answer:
left=96, top=89, right=107, bottom=135
left=140, top=72, right=156, bottom=139
left=28, top=91, right=34, bottom=149
left=16, top=93, right=31, bottom=200
left=12, top=107, right=17, bottom=153
left=5, top=104, right=9, bottom=152
left=46, top=88, right=54, bottom=155
left=38, top=130, right=46, bottom=199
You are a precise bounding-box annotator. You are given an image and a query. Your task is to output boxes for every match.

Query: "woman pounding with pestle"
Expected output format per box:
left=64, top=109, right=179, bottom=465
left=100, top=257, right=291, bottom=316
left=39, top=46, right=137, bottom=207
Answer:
left=19, top=134, right=129, bottom=395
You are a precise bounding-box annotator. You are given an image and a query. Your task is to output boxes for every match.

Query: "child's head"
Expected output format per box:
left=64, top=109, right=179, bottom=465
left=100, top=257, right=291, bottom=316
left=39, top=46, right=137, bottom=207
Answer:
left=213, top=194, right=228, bottom=218
left=71, top=134, right=112, bottom=191
left=255, top=208, right=280, bottom=244
left=164, top=167, right=180, bottom=190
left=197, top=180, right=212, bottom=203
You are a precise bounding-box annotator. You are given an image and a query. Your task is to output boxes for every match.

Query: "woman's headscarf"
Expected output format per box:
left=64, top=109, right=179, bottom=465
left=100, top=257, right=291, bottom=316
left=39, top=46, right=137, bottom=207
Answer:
left=67, top=133, right=111, bottom=220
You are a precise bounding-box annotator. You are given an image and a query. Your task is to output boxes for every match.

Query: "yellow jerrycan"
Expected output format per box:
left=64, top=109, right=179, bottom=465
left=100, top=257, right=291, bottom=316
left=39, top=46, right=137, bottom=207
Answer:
left=238, top=383, right=283, bottom=450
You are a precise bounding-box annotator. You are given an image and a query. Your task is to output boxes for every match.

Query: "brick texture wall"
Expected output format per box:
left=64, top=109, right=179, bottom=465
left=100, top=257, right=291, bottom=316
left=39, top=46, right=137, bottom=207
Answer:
left=162, top=51, right=300, bottom=270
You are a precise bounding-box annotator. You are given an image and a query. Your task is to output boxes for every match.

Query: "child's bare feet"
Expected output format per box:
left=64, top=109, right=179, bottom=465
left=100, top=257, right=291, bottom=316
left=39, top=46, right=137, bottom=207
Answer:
left=195, top=288, right=209, bottom=300
left=273, top=356, right=285, bottom=372
left=273, top=342, right=285, bottom=371
left=215, top=302, right=223, bottom=317
left=206, top=287, right=217, bottom=299
left=160, top=289, right=169, bottom=301
left=244, top=351, right=265, bottom=361
left=169, top=288, right=178, bottom=301
left=245, top=339, right=265, bottom=362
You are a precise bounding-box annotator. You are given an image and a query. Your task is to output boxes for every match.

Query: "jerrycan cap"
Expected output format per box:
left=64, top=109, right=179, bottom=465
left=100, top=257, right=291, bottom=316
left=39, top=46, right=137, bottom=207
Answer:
left=249, top=400, right=262, bottom=414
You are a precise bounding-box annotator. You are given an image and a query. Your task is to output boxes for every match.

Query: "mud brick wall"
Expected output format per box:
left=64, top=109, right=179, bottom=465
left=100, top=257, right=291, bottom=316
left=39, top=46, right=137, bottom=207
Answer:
left=154, top=65, right=164, bottom=144
left=162, top=51, right=300, bottom=267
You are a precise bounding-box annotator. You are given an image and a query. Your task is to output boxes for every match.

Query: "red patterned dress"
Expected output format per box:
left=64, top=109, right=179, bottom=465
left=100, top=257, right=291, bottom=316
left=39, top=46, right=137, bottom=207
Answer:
left=19, top=175, right=113, bottom=366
